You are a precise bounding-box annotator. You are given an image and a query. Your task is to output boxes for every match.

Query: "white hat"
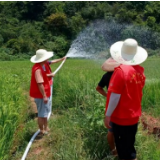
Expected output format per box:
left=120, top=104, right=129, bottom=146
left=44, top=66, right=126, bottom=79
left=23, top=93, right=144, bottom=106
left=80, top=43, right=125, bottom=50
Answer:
left=110, top=38, right=148, bottom=65
left=101, top=57, right=120, bottom=72
left=30, top=49, right=54, bottom=63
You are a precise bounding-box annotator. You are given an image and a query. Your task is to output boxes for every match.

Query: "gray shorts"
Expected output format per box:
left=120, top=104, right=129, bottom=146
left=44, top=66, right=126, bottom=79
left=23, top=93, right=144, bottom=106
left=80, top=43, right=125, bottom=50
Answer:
left=34, top=98, right=50, bottom=117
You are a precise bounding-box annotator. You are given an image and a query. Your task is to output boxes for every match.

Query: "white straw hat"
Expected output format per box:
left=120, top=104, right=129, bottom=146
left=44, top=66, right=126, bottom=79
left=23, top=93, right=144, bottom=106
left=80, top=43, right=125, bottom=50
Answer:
left=110, top=38, right=148, bottom=65
left=30, top=49, right=54, bottom=63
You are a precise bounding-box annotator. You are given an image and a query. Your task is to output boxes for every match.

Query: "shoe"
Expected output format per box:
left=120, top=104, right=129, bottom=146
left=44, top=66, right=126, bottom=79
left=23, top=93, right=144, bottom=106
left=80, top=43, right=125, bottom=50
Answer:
left=43, top=131, right=49, bottom=135
left=37, top=132, right=44, bottom=138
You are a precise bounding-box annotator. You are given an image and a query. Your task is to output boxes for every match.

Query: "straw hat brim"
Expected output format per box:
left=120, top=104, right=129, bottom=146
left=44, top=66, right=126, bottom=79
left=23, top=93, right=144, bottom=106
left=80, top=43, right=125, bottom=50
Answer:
left=30, top=52, right=54, bottom=63
left=110, top=41, right=148, bottom=65
left=101, top=57, right=120, bottom=72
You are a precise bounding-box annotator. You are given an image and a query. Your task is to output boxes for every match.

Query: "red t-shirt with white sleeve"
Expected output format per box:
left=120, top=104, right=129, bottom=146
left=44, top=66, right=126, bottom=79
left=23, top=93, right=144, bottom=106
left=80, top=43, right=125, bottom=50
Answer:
left=105, top=64, right=145, bottom=125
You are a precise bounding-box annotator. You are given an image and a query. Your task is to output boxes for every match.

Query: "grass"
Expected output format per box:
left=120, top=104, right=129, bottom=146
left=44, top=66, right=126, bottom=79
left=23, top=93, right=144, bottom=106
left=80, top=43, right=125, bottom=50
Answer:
left=1, top=57, right=160, bottom=160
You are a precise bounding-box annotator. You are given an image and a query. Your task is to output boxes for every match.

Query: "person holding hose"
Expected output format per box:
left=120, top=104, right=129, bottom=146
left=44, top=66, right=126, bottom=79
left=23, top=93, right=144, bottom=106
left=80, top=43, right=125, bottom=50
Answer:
left=30, top=49, right=53, bottom=137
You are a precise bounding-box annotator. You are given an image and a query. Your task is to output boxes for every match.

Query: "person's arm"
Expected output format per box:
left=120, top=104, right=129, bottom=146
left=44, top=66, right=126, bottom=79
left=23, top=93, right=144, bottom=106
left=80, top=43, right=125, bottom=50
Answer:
left=104, top=92, right=121, bottom=128
left=50, top=56, right=66, bottom=64
left=37, top=83, right=48, bottom=104
left=47, top=73, right=55, bottom=77
left=96, top=73, right=109, bottom=96
left=104, top=68, right=124, bottom=129
left=35, top=69, right=48, bottom=103
left=106, top=93, right=121, bottom=116
left=96, top=85, right=107, bottom=97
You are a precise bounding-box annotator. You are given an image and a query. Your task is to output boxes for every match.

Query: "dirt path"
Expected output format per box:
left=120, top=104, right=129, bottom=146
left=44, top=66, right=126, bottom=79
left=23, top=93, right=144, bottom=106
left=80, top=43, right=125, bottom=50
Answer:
left=27, top=97, right=160, bottom=159
left=26, top=97, right=54, bottom=160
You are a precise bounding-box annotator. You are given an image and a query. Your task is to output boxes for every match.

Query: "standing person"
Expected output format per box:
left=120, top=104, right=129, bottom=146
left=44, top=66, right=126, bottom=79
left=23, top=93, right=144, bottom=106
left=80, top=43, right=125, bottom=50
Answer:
left=104, top=38, right=148, bottom=160
left=96, top=58, right=119, bottom=156
left=30, top=49, right=53, bottom=137
left=43, top=56, right=66, bottom=117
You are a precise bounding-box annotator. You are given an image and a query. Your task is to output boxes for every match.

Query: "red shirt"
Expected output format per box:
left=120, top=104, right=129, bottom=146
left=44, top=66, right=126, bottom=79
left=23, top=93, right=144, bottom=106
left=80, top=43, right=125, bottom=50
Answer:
left=30, top=63, right=51, bottom=98
left=45, top=62, right=53, bottom=85
left=105, top=64, right=145, bottom=125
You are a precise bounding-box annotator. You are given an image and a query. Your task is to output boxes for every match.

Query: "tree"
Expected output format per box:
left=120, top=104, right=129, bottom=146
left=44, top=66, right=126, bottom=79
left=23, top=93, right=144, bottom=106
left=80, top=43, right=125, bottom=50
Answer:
left=45, top=12, right=68, bottom=35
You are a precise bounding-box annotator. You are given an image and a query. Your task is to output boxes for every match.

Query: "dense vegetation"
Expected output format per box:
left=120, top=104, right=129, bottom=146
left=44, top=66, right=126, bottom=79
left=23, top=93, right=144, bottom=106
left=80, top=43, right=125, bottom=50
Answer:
left=1, top=1, right=160, bottom=60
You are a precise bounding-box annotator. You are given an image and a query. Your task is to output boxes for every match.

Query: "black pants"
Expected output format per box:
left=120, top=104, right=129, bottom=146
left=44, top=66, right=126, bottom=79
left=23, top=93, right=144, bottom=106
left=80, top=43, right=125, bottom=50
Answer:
left=112, top=122, right=138, bottom=160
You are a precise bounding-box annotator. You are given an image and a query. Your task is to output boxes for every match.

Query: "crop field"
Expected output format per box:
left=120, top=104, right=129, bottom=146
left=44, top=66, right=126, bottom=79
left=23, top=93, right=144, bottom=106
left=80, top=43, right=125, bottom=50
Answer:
left=1, top=57, right=160, bottom=160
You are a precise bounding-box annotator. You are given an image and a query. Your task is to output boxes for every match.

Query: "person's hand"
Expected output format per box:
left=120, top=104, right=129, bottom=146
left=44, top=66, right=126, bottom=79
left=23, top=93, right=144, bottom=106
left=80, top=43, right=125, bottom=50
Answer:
left=104, top=116, right=111, bottom=129
left=47, top=73, right=55, bottom=77
left=43, top=96, right=48, bottom=104
left=62, top=56, right=67, bottom=60
left=51, top=73, right=55, bottom=77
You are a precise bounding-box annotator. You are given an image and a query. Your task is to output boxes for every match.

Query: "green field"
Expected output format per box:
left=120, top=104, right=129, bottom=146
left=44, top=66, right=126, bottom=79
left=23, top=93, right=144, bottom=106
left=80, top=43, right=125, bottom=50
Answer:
left=0, top=57, right=160, bottom=160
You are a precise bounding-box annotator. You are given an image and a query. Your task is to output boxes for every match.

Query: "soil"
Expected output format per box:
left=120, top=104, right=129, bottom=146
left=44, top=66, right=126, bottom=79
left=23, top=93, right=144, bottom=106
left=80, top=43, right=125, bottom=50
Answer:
left=30, top=97, right=38, bottom=117
left=141, top=112, right=160, bottom=137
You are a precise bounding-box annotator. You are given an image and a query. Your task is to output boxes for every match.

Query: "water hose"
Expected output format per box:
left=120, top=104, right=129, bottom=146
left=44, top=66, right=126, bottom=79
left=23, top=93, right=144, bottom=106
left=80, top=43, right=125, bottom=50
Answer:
left=52, top=57, right=66, bottom=75
left=21, top=58, right=67, bottom=160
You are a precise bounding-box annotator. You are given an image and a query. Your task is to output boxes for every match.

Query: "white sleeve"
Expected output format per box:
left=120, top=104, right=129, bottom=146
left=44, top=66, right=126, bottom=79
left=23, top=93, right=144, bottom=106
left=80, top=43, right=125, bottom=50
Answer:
left=106, top=92, right=121, bottom=116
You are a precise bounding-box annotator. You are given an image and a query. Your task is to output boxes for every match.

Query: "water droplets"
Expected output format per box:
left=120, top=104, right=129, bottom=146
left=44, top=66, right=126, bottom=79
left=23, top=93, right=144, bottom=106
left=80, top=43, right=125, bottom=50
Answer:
left=66, top=19, right=160, bottom=59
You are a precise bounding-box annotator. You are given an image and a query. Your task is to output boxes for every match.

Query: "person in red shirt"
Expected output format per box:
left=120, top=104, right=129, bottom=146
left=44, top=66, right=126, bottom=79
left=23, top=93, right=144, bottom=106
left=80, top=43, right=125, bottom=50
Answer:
left=30, top=49, right=53, bottom=137
left=104, top=38, right=148, bottom=160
